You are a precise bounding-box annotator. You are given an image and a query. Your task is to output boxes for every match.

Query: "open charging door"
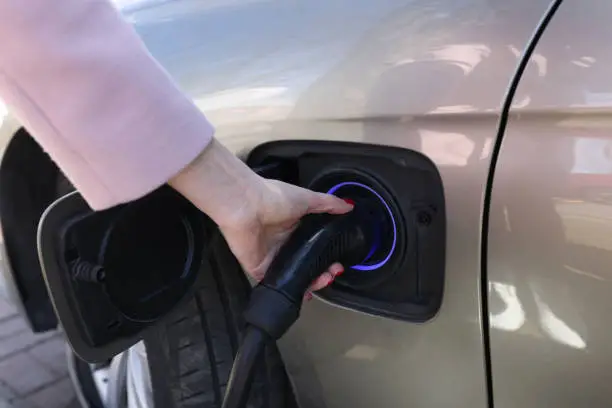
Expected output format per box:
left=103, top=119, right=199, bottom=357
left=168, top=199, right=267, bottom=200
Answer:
left=36, top=160, right=287, bottom=364
left=37, top=186, right=208, bottom=363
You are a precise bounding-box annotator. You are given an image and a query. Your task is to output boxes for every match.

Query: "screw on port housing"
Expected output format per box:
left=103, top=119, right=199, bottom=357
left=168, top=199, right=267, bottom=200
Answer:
left=417, top=210, right=433, bottom=226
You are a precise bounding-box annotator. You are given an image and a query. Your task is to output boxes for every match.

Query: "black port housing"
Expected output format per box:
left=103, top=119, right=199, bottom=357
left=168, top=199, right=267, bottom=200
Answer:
left=248, top=141, right=446, bottom=322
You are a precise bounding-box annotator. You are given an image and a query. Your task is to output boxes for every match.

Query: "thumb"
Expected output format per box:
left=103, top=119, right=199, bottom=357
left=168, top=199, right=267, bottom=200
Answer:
left=306, top=190, right=354, bottom=215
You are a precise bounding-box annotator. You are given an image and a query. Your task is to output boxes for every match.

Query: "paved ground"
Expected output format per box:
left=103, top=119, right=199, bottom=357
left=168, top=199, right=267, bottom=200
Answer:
left=0, top=298, right=79, bottom=408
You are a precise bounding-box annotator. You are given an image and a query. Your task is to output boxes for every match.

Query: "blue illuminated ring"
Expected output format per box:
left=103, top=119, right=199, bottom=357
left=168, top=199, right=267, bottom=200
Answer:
left=326, top=182, right=397, bottom=271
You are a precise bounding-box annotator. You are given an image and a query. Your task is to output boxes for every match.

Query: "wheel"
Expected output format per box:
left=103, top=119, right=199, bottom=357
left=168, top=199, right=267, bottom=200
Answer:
left=68, top=339, right=153, bottom=408
left=66, top=344, right=106, bottom=408
left=144, top=229, right=298, bottom=408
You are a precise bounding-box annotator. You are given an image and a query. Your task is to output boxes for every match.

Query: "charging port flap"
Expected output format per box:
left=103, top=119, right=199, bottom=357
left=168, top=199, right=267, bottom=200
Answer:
left=37, top=187, right=207, bottom=363
left=36, top=160, right=298, bottom=363
left=248, top=140, right=446, bottom=322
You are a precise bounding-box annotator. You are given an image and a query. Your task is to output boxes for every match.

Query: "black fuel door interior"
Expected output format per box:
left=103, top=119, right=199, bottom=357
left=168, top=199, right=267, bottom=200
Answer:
left=38, top=187, right=208, bottom=362
left=38, top=140, right=445, bottom=363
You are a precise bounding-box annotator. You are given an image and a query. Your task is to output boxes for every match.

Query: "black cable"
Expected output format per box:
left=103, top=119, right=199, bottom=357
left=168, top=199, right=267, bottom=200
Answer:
left=221, top=208, right=376, bottom=408
left=221, top=326, right=268, bottom=408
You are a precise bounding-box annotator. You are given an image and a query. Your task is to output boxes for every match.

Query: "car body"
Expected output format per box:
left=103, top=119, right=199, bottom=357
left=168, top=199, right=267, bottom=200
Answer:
left=2, top=0, right=612, bottom=407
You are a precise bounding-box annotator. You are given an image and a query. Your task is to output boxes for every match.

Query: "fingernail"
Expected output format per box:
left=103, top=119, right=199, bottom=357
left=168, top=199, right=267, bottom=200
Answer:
left=336, top=269, right=345, bottom=277
left=306, top=293, right=313, bottom=301
left=327, top=273, right=337, bottom=284
left=343, top=198, right=355, bottom=206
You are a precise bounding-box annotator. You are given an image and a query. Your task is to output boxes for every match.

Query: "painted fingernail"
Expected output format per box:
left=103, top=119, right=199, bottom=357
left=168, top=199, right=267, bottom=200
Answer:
left=306, top=292, right=313, bottom=301
left=343, top=198, right=355, bottom=206
left=336, top=269, right=345, bottom=277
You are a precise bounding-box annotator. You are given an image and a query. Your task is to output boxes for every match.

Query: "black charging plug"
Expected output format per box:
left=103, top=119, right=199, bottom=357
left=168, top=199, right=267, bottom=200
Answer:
left=221, top=206, right=376, bottom=408
left=244, top=207, right=375, bottom=339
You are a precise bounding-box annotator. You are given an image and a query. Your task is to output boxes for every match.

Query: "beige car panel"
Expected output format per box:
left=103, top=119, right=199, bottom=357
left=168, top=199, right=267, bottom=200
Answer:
left=123, top=1, right=555, bottom=407
left=488, top=1, right=612, bottom=407
left=0, top=0, right=587, bottom=407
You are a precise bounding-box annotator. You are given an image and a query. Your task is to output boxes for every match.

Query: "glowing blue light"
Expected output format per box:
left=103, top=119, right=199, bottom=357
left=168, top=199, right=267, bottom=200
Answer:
left=327, top=182, right=397, bottom=271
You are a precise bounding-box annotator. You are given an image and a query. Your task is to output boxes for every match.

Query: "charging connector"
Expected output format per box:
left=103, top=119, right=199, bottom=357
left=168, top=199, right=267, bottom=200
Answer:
left=221, top=208, right=376, bottom=408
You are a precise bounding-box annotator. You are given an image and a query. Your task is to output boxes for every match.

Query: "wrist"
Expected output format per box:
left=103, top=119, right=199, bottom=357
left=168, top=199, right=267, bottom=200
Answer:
left=169, top=138, right=263, bottom=227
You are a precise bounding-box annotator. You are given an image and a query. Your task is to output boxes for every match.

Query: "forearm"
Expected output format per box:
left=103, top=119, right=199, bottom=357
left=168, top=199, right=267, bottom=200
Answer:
left=0, top=0, right=212, bottom=210
left=169, top=138, right=264, bottom=228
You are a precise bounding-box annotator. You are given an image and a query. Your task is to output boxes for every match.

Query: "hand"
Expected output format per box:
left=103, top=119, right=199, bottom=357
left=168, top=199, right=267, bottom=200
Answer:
left=169, top=139, right=353, bottom=295
left=217, top=178, right=353, bottom=293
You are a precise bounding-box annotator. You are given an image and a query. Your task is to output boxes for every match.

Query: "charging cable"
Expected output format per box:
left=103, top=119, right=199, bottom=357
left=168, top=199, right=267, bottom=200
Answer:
left=221, top=205, right=376, bottom=408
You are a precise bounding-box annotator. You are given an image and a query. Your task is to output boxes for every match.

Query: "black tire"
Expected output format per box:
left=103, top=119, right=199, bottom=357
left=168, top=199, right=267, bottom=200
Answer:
left=144, top=232, right=298, bottom=408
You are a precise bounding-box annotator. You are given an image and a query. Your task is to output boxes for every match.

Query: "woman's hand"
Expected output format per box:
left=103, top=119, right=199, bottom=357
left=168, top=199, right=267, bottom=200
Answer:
left=170, top=139, right=353, bottom=295
left=217, top=177, right=353, bottom=291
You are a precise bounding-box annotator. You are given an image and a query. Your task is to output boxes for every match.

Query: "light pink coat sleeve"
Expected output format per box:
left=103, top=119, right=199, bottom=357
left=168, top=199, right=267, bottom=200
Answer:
left=0, top=0, right=214, bottom=210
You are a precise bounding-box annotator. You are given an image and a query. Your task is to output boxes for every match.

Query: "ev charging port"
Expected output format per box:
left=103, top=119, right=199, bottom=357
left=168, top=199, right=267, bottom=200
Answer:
left=308, top=169, right=404, bottom=290
left=248, top=141, right=446, bottom=323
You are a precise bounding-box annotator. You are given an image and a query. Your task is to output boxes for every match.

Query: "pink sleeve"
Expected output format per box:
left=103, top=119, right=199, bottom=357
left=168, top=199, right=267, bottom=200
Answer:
left=0, top=0, right=214, bottom=210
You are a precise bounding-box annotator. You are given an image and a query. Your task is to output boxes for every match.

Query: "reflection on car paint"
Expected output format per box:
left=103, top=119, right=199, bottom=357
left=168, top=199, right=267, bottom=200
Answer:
left=489, top=282, right=525, bottom=332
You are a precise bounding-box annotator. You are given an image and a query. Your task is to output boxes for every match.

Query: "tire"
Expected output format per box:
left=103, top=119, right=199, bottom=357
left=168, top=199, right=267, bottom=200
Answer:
left=144, top=231, right=298, bottom=408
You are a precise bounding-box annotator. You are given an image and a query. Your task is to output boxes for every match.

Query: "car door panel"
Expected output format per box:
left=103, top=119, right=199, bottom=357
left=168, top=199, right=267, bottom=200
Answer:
left=122, top=0, right=556, bottom=406
left=24, top=0, right=569, bottom=405
left=488, top=1, right=612, bottom=407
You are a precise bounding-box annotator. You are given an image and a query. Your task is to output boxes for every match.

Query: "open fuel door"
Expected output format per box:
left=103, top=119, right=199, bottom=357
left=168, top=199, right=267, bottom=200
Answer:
left=37, top=186, right=208, bottom=363
left=37, top=161, right=286, bottom=363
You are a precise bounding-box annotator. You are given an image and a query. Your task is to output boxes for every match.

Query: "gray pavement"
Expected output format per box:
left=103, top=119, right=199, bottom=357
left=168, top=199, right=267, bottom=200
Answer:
left=0, top=298, right=79, bottom=408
